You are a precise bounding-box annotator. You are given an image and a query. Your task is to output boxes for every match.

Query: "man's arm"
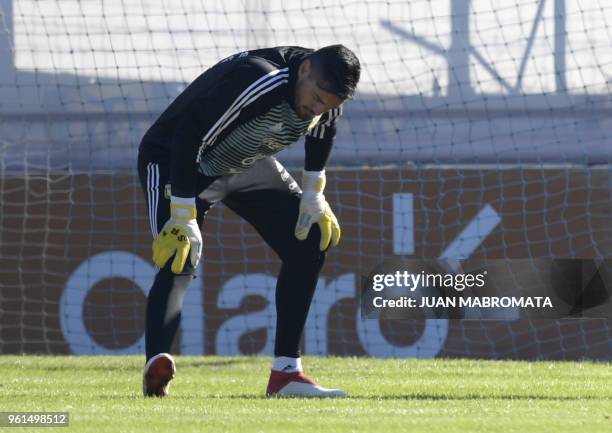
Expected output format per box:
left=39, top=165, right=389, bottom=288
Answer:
left=295, top=106, right=343, bottom=250
left=153, top=57, right=289, bottom=273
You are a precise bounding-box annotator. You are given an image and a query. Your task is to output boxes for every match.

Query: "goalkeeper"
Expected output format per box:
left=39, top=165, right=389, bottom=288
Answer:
left=137, top=45, right=360, bottom=398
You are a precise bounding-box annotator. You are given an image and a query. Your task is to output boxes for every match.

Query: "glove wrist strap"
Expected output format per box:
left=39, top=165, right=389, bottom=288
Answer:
left=301, top=170, right=326, bottom=194
left=170, top=195, right=197, bottom=221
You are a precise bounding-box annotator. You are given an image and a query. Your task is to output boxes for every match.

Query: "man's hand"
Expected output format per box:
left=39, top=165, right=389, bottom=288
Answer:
left=294, top=170, right=341, bottom=251
left=152, top=197, right=202, bottom=274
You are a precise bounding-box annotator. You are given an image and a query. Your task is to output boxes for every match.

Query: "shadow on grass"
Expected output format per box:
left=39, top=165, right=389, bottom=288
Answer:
left=346, top=394, right=611, bottom=401
left=219, top=393, right=611, bottom=401
left=19, top=364, right=135, bottom=372
left=12, top=358, right=248, bottom=373
left=14, top=392, right=612, bottom=402
left=179, top=359, right=247, bottom=369
left=97, top=393, right=610, bottom=401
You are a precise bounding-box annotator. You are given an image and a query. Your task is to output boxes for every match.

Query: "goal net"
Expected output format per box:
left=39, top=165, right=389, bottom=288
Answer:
left=0, top=0, right=610, bottom=359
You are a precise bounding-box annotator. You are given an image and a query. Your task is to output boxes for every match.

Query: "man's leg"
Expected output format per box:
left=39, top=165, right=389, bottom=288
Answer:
left=221, top=157, right=346, bottom=397
left=137, top=153, right=212, bottom=396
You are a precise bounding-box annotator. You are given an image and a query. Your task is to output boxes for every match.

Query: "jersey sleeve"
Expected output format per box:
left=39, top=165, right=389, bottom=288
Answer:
left=170, top=58, right=289, bottom=197
left=303, top=105, right=343, bottom=171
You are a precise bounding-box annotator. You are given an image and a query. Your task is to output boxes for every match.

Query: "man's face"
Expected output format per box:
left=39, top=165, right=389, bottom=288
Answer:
left=294, top=59, right=343, bottom=121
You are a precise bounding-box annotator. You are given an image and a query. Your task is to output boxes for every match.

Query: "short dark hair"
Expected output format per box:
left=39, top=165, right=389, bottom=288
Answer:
left=308, top=44, right=361, bottom=100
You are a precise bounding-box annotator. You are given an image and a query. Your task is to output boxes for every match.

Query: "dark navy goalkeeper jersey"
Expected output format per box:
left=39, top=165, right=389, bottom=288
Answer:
left=139, top=46, right=343, bottom=198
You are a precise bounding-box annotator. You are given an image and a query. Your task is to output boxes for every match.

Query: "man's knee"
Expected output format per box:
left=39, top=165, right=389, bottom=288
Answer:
left=154, top=261, right=197, bottom=291
left=282, top=238, right=327, bottom=272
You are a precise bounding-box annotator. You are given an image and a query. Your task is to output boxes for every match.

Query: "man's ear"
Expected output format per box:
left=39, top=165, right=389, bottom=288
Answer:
left=299, top=58, right=311, bottom=79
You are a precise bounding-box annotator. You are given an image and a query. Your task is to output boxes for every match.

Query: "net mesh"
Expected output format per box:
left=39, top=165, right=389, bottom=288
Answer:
left=0, top=0, right=610, bottom=358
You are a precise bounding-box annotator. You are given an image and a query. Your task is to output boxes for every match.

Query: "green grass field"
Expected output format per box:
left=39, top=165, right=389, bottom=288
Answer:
left=1, top=356, right=610, bottom=433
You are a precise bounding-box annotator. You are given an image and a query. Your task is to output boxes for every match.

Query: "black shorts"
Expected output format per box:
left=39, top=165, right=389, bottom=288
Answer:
left=137, top=153, right=317, bottom=275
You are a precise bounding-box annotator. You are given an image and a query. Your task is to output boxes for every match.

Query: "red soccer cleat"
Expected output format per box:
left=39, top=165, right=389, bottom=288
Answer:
left=266, top=369, right=347, bottom=398
left=142, top=353, right=176, bottom=397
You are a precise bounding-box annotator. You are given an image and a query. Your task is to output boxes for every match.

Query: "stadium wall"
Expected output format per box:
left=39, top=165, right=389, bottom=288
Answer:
left=1, top=166, right=610, bottom=359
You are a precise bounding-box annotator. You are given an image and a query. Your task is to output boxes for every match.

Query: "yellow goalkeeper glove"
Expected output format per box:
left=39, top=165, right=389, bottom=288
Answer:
left=294, top=170, right=341, bottom=251
left=152, top=196, right=202, bottom=274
